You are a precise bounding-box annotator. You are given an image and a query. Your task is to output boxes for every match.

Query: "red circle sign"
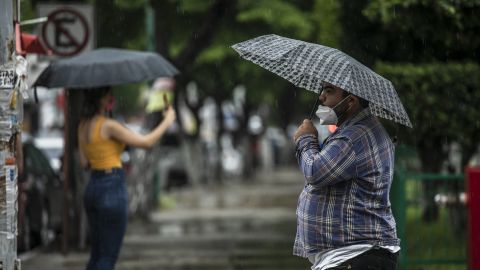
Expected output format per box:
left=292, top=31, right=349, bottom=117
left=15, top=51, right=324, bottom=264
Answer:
left=42, top=8, right=89, bottom=56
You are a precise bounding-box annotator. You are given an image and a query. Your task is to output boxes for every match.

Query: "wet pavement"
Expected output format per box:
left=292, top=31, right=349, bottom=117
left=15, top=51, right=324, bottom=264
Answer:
left=20, top=166, right=311, bottom=270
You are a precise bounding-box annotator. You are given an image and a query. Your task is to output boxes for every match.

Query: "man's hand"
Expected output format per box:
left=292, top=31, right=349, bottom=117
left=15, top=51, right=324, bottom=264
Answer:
left=293, top=119, right=318, bottom=141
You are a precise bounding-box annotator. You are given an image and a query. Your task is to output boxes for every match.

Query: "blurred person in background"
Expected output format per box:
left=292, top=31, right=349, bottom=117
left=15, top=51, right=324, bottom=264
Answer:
left=78, top=87, right=176, bottom=270
left=145, top=77, right=175, bottom=130
left=292, top=82, right=399, bottom=270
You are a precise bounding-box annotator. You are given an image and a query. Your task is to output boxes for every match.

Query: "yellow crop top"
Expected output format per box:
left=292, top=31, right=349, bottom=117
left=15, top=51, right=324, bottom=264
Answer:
left=80, top=116, right=125, bottom=170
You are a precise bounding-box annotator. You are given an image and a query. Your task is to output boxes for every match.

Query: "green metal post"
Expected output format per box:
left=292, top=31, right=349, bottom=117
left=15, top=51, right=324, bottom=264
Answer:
left=145, top=3, right=155, bottom=52
left=391, top=170, right=407, bottom=270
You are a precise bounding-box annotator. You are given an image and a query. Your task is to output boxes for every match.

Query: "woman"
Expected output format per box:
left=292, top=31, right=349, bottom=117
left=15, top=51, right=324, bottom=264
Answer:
left=78, top=87, right=176, bottom=270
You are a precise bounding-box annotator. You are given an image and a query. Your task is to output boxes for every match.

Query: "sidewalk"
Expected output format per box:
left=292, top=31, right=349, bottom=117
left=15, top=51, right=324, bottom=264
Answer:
left=20, top=166, right=309, bottom=270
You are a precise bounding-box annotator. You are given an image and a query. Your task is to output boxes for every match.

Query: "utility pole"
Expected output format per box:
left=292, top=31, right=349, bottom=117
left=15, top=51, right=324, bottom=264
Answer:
left=0, top=0, right=21, bottom=269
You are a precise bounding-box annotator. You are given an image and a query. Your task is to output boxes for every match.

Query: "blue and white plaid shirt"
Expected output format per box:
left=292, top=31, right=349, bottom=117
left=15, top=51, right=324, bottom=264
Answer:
left=293, top=108, right=400, bottom=258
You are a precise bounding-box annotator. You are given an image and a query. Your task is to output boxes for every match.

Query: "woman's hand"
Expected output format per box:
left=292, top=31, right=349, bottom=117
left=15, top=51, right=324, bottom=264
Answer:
left=163, top=106, right=176, bottom=126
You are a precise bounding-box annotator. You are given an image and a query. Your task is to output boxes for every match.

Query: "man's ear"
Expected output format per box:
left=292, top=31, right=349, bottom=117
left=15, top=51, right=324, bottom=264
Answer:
left=348, top=95, right=357, bottom=107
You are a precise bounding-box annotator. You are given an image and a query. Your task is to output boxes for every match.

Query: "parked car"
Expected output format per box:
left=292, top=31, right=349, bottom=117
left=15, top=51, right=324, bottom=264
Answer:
left=17, top=140, right=63, bottom=252
left=33, top=135, right=64, bottom=173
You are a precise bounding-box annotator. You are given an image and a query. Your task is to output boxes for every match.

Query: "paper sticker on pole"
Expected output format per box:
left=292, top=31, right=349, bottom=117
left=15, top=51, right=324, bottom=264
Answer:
left=38, top=4, right=95, bottom=57
left=0, top=67, right=15, bottom=89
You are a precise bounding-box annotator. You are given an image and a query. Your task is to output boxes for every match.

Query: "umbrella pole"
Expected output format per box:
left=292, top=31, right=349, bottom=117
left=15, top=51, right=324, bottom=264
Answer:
left=308, top=94, right=320, bottom=120
left=308, top=85, right=323, bottom=120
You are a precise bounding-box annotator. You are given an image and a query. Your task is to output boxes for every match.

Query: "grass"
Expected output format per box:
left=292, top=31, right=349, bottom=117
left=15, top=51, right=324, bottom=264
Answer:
left=403, top=180, right=467, bottom=270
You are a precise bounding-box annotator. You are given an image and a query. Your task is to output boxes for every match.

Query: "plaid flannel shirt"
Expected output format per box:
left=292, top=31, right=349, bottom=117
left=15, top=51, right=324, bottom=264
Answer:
left=293, top=108, right=400, bottom=258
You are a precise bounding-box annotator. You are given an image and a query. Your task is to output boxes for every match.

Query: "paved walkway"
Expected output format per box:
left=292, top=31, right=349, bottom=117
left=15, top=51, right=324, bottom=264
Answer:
left=20, top=166, right=310, bottom=270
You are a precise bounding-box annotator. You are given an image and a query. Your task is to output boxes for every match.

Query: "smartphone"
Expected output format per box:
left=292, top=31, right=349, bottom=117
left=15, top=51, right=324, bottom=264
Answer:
left=163, top=93, right=169, bottom=111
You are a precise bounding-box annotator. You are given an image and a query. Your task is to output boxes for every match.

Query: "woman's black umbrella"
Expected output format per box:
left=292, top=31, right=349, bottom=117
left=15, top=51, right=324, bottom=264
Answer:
left=34, top=48, right=179, bottom=89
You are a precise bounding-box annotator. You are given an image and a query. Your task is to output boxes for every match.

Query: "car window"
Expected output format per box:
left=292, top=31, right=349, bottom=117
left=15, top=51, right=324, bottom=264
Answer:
left=24, top=143, right=56, bottom=178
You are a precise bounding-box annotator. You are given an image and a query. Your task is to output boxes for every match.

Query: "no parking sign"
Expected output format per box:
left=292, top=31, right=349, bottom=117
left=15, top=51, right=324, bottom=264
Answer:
left=37, top=4, right=95, bottom=57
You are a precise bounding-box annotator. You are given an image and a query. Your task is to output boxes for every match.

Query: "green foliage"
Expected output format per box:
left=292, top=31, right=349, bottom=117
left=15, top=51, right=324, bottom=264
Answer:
left=167, top=0, right=320, bottom=126
left=365, top=0, right=480, bottom=24
left=338, top=0, right=480, bottom=170
left=123, top=34, right=146, bottom=51
left=114, top=0, right=146, bottom=9
left=337, top=0, right=388, bottom=66
left=175, top=0, right=216, bottom=12
left=93, top=0, right=145, bottom=49
left=406, top=205, right=466, bottom=269
left=362, top=0, right=480, bottom=62
left=312, top=0, right=342, bottom=48
left=195, top=26, right=240, bottom=64
left=113, top=83, right=147, bottom=116
left=20, top=0, right=36, bottom=22
left=237, top=0, right=313, bottom=39
left=376, top=62, right=480, bottom=166
left=77, top=0, right=332, bottom=127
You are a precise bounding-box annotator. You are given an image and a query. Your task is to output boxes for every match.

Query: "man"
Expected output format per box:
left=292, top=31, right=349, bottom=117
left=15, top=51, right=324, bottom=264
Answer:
left=293, top=82, right=400, bottom=270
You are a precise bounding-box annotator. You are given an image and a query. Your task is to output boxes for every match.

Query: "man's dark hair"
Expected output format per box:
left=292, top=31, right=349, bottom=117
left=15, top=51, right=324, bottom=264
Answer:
left=342, top=91, right=369, bottom=108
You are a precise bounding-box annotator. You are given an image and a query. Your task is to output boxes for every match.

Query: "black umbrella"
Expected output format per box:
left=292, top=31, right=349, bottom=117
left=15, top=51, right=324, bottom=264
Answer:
left=34, top=48, right=179, bottom=89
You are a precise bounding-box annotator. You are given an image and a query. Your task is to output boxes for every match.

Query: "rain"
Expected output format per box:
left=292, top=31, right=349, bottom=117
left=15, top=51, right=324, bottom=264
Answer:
left=0, top=1, right=479, bottom=270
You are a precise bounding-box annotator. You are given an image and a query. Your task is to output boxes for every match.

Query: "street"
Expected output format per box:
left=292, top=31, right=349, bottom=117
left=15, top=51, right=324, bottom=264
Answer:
left=20, top=166, right=311, bottom=270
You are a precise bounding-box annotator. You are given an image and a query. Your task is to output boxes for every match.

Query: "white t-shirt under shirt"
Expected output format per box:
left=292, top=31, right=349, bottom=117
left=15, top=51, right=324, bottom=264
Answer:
left=308, top=244, right=400, bottom=270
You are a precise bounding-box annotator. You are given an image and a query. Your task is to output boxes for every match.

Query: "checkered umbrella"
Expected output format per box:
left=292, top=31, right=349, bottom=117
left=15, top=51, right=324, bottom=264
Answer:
left=232, top=34, right=412, bottom=128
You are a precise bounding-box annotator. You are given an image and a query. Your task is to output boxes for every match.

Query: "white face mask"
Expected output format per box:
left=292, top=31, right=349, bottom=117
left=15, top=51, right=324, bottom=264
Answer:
left=315, top=95, right=351, bottom=125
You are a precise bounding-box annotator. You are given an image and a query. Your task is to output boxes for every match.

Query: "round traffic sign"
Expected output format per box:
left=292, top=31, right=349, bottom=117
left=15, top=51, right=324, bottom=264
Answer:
left=42, top=8, right=89, bottom=57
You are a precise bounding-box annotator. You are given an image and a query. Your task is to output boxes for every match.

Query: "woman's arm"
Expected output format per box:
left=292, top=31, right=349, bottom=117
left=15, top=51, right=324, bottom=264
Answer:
left=106, top=106, right=176, bottom=149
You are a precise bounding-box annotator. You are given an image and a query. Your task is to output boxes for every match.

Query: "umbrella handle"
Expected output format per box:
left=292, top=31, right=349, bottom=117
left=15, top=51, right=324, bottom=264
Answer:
left=308, top=85, right=323, bottom=120
left=308, top=97, right=320, bottom=120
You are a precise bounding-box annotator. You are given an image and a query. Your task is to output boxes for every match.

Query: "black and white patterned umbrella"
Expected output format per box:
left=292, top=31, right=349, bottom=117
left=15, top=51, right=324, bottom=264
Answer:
left=232, top=34, right=412, bottom=128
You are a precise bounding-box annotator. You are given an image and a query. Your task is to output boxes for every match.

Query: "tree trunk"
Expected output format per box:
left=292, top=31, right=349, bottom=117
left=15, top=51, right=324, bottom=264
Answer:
left=151, top=0, right=173, bottom=57
left=173, top=0, right=234, bottom=71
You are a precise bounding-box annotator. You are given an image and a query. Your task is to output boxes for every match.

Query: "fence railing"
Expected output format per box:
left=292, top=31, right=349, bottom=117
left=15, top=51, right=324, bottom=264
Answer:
left=391, top=170, right=467, bottom=270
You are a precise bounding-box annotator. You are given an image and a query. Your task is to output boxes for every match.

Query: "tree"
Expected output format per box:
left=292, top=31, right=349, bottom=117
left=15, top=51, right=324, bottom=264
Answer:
left=376, top=62, right=480, bottom=171
left=339, top=0, right=480, bottom=173
left=355, top=0, right=480, bottom=223
left=145, top=0, right=322, bottom=128
left=83, top=0, right=326, bottom=128
left=363, top=0, right=480, bottom=62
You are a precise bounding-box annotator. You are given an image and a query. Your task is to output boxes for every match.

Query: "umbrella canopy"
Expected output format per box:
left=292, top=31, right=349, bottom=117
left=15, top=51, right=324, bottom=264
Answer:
left=34, top=48, right=179, bottom=89
left=232, top=34, right=412, bottom=128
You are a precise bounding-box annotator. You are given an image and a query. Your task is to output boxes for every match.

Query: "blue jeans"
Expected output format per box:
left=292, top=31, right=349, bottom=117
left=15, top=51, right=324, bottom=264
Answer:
left=84, top=168, right=127, bottom=270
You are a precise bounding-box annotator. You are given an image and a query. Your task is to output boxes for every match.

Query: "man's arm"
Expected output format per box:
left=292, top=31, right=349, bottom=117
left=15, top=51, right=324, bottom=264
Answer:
left=295, top=135, right=356, bottom=188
